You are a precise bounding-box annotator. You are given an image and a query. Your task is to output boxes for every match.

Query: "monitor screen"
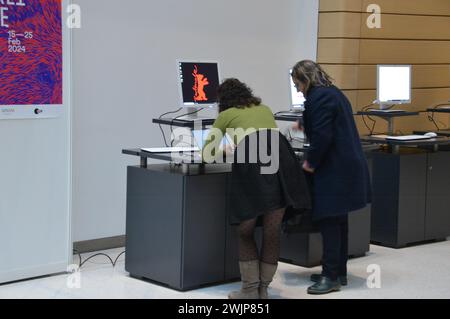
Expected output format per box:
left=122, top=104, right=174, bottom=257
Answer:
left=377, top=65, right=412, bottom=105
left=289, top=69, right=306, bottom=109
left=178, top=61, right=220, bottom=107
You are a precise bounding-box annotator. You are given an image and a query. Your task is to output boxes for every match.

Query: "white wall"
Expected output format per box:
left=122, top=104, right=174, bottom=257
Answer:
left=0, top=1, right=71, bottom=283
left=72, top=0, right=319, bottom=242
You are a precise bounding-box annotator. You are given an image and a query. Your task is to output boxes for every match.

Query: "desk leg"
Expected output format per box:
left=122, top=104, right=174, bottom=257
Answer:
left=391, top=145, right=400, bottom=154
left=181, top=163, right=206, bottom=175
left=387, top=118, right=394, bottom=136
left=140, top=157, right=147, bottom=168
left=433, top=144, right=439, bottom=152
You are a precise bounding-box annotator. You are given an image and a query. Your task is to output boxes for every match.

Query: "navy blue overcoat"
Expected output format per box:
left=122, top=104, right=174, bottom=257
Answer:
left=303, top=85, right=371, bottom=219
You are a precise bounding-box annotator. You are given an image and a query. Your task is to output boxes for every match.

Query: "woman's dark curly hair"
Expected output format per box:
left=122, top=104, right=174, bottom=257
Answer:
left=217, top=78, right=262, bottom=113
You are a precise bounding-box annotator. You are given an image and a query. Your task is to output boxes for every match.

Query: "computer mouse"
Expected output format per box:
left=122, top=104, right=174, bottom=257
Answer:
left=424, top=132, right=438, bottom=138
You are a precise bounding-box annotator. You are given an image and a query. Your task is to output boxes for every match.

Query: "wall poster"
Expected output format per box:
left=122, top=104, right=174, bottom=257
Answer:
left=0, top=0, right=63, bottom=119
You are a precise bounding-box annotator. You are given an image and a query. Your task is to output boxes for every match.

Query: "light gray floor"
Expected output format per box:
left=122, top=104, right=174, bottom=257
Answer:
left=1, top=240, right=450, bottom=299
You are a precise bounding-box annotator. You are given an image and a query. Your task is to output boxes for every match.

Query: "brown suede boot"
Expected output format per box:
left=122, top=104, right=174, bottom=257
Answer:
left=259, top=262, right=278, bottom=299
left=228, top=260, right=260, bottom=299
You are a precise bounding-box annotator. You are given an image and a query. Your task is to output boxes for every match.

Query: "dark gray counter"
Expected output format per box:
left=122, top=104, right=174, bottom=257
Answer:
left=370, top=149, right=450, bottom=248
left=125, top=165, right=236, bottom=291
left=123, top=149, right=372, bottom=290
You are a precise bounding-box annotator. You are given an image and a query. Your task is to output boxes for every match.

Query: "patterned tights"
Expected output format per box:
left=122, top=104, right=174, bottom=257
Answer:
left=237, top=208, right=285, bottom=265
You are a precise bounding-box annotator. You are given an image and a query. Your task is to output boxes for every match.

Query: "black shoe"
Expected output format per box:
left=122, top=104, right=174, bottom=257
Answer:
left=307, top=277, right=341, bottom=295
left=310, top=273, right=348, bottom=286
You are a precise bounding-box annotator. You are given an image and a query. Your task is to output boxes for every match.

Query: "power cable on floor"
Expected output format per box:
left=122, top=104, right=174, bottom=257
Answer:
left=73, top=250, right=126, bottom=269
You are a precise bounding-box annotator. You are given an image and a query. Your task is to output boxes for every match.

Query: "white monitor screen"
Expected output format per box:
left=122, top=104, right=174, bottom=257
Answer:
left=289, top=69, right=306, bottom=108
left=178, top=61, right=220, bottom=108
left=377, top=65, right=412, bottom=104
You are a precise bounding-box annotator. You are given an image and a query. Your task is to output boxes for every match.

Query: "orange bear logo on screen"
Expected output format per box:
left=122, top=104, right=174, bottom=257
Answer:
left=192, top=65, right=209, bottom=102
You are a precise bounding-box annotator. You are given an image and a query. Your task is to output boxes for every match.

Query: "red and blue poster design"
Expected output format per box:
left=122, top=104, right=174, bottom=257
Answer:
left=0, top=0, right=62, bottom=106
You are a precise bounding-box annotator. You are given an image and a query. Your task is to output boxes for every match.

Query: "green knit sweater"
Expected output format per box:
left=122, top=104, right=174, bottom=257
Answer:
left=202, top=104, right=278, bottom=162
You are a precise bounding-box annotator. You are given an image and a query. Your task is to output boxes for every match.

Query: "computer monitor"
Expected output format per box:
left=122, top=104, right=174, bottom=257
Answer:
left=178, top=61, right=220, bottom=108
left=377, top=65, right=412, bottom=109
left=289, top=69, right=306, bottom=111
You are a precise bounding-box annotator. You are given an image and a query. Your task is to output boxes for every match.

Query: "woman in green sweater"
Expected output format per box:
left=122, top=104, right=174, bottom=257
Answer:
left=203, top=78, right=310, bottom=299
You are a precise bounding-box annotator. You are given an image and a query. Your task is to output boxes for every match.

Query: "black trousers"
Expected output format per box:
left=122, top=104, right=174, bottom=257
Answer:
left=318, top=214, right=349, bottom=281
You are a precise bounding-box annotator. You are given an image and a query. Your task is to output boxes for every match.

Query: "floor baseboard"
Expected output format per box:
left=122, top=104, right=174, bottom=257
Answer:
left=73, top=236, right=125, bottom=254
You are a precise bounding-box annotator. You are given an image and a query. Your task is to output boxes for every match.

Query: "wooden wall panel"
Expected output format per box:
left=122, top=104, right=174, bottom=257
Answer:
left=336, top=88, right=450, bottom=132
left=362, top=15, right=450, bottom=40
left=321, top=65, right=359, bottom=90
left=356, top=113, right=449, bottom=136
left=323, top=65, right=450, bottom=90
left=362, top=0, right=450, bottom=16
left=321, top=14, right=450, bottom=41
left=319, top=40, right=450, bottom=65
left=318, top=0, right=450, bottom=133
left=321, top=0, right=450, bottom=16
left=354, top=88, right=450, bottom=111
left=358, top=65, right=450, bottom=89
left=320, top=0, right=363, bottom=12
left=358, top=65, right=450, bottom=90
left=317, top=39, right=360, bottom=64
left=342, top=90, right=358, bottom=108
left=398, top=113, right=449, bottom=134
left=359, top=40, right=450, bottom=65
left=319, top=13, right=362, bottom=38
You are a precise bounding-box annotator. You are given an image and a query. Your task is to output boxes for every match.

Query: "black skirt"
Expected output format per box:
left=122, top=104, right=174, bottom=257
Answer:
left=228, top=131, right=311, bottom=225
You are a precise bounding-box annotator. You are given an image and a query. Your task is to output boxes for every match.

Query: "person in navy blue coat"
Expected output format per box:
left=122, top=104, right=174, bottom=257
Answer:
left=291, top=60, right=371, bottom=295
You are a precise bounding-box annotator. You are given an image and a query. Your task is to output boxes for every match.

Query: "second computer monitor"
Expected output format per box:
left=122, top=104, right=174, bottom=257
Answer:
left=178, top=61, right=220, bottom=108
left=377, top=65, right=412, bottom=109
left=289, top=69, right=306, bottom=110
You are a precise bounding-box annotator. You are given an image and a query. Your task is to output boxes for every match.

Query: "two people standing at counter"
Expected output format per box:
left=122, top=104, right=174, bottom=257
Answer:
left=203, top=60, right=371, bottom=298
left=291, top=60, right=371, bottom=294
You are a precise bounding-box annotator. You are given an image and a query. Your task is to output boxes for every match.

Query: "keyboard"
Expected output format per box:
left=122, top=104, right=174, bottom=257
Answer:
left=368, top=109, right=406, bottom=113
left=276, top=112, right=302, bottom=117
left=383, top=135, right=432, bottom=141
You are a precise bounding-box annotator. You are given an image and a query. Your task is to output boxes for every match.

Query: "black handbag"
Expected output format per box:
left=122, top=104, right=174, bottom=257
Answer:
left=281, top=166, right=319, bottom=233
left=282, top=208, right=319, bottom=233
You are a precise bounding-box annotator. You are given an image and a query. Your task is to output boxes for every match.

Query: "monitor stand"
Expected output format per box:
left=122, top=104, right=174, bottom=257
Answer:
left=364, top=103, right=402, bottom=135
left=177, top=107, right=216, bottom=122
left=378, top=103, right=405, bottom=112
